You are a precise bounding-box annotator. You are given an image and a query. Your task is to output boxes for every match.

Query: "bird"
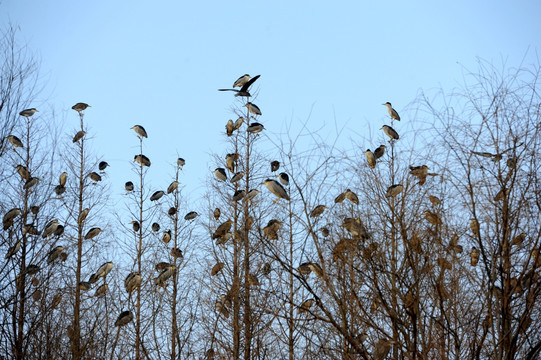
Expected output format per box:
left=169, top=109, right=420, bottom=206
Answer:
left=79, top=281, right=91, bottom=291
left=95, top=262, right=113, bottom=278
left=233, top=74, right=250, bottom=88
left=245, top=189, right=260, bottom=202
left=94, top=284, right=108, bottom=298
left=3, top=208, right=21, bottom=226
left=125, top=272, right=141, bottom=293
left=218, top=74, right=261, bottom=97
left=98, top=161, right=109, bottom=171
left=263, top=219, right=282, bottom=240
left=167, top=181, right=179, bottom=194
left=381, top=125, right=399, bottom=140
left=88, top=172, right=102, bottom=182
left=245, top=102, right=262, bottom=115
left=383, top=102, right=400, bottom=121
left=214, top=208, right=221, bottom=220
left=422, top=210, right=442, bottom=225
left=248, top=274, right=260, bottom=286
left=54, top=224, right=65, bottom=237
left=42, top=220, right=59, bottom=238
left=185, top=211, right=199, bottom=220
left=216, top=301, right=230, bottom=318
left=130, top=221, right=140, bottom=232
left=5, top=240, right=21, bottom=258
left=211, top=262, right=225, bottom=276
left=374, top=145, right=386, bottom=159
left=234, top=117, right=244, bottom=130
left=155, top=262, right=173, bottom=271
left=230, top=171, right=245, bottom=183
left=232, top=190, right=246, bottom=201
left=212, top=220, right=233, bottom=240
left=152, top=223, right=160, bottom=232
left=162, top=230, right=171, bottom=243
left=470, top=247, right=480, bottom=266
left=72, top=103, right=90, bottom=112
left=428, top=195, right=441, bottom=205
left=177, top=158, right=185, bottom=167
left=59, top=172, right=67, bottom=186
left=55, top=186, right=66, bottom=197
left=171, top=247, right=183, bottom=258
left=345, top=189, right=359, bottom=204
left=22, top=223, right=40, bottom=236
left=73, top=130, right=86, bottom=143
left=125, top=181, right=134, bottom=191
left=24, top=177, right=40, bottom=190
left=374, top=339, right=394, bottom=360
left=271, top=161, right=280, bottom=172
left=365, top=149, right=376, bottom=168
left=278, top=172, right=289, bottom=186
left=409, top=165, right=430, bottom=185
left=7, top=135, right=23, bottom=148
left=24, top=264, right=40, bottom=276
left=263, top=179, right=290, bottom=200
left=247, top=122, right=264, bottom=133
left=84, top=227, right=102, bottom=240
left=310, top=205, right=326, bottom=218
left=214, top=168, right=227, bottom=181
left=19, top=108, right=38, bottom=117
left=342, top=218, right=369, bottom=239
left=78, top=208, right=90, bottom=224
left=225, top=153, right=239, bottom=173
left=131, top=125, right=148, bottom=138
left=308, top=263, right=323, bottom=278
left=155, top=265, right=176, bottom=286
left=386, top=184, right=404, bottom=198
left=134, top=154, right=151, bottom=167
left=16, top=165, right=31, bottom=181
left=115, top=311, right=133, bottom=327
left=226, top=120, right=234, bottom=136
left=150, top=190, right=164, bottom=201
left=168, top=207, right=177, bottom=216
left=298, top=299, right=315, bottom=313
left=470, top=219, right=480, bottom=237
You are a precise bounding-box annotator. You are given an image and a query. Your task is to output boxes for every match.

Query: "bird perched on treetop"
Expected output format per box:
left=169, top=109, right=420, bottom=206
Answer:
left=214, top=168, right=227, bottom=181
left=383, top=102, right=400, bottom=121
left=233, top=74, right=250, bottom=88
left=374, top=145, right=386, bottom=159
left=245, top=102, right=262, bottom=115
left=263, top=179, right=290, bottom=200
left=72, top=103, right=90, bottom=112
left=19, top=108, right=38, bottom=117
left=219, top=75, right=261, bottom=97
left=381, top=125, right=399, bottom=140
left=247, top=123, right=264, bottom=133
left=131, top=125, right=148, bottom=138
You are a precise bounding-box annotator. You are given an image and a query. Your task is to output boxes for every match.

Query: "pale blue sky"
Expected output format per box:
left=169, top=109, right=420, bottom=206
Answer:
left=2, top=1, right=540, bottom=199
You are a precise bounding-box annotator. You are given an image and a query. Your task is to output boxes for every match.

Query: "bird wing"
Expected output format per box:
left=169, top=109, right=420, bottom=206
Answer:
left=239, top=75, right=261, bottom=92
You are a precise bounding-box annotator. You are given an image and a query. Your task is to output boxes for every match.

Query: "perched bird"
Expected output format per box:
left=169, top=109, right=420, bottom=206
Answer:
left=494, top=188, right=510, bottom=201
left=271, top=160, right=280, bottom=172
left=134, top=154, right=151, bottom=167
left=22, top=223, right=40, bottom=235
left=88, top=172, right=102, bottom=182
left=320, top=227, right=330, bottom=237
left=171, top=247, right=183, bottom=258
left=24, top=177, right=40, bottom=190
left=98, top=161, right=109, bottom=171
left=343, top=217, right=369, bottom=239
left=248, top=273, right=260, bottom=286
left=115, top=311, right=133, bottom=327
left=30, top=205, right=40, bottom=215
left=247, top=122, right=264, bottom=133
left=263, top=219, right=282, bottom=240
left=422, top=210, right=442, bottom=225
left=216, top=301, right=230, bottom=318
left=3, top=208, right=21, bottom=227
left=232, top=190, right=246, bottom=201
left=374, top=339, right=394, bottom=360
left=125, top=181, right=134, bottom=191
left=365, top=149, right=376, bottom=169
left=150, top=190, right=165, bottom=201
left=214, top=168, right=227, bottom=181
left=54, top=225, right=65, bottom=237
left=245, top=102, right=262, bottom=115
left=470, top=219, right=480, bottom=237
left=7, top=135, right=23, bottom=148
left=78, top=208, right=90, bottom=225
left=381, top=125, right=399, bottom=140
left=5, top=240, right=21, bottom=258
left=386, top=184, right=404, bottom=198
left=72, top=103, right=90, bottom=112
left=155, top=262, right=172, bottom=271
left=167, top=181, right=179, bottom=194
left=230, top=171, right=245, bottom=183
left=19, top=108, right=38, bottom=117
left=212, top=220, right=233, bottom=239
left=234, top=117, right=244, bottom=130
left=226, top=120, right=234, bottom=136
left=233, top=74, right=250, bottom=88
left=345, top=189, right=359, bottom=204
left=211, top=262, right=225, bottom=276
left=73, top=130, right=86, bottom=143
left=214, top=208, right=221, bottom=220
left=130, top=221, right=140, bottom=232
left=95, top=262, right=114, bottom=279
left=298, top=299, right=315, bottom=313
left=409, top=165, right=430, bottom=185
left=131, top=125, right=148, bottom=138
left=54, top=185, right=66, bottom=196
left=374, top=145, right=386, bottom=159
left=152, top=223, right=160, bottom=232
left=278, top=172, right=289, bottom=186
left=42, top=220, right=59, bottom=238
left=16, top=165, right=31, bottom=181
left=310, top=205, right=326, bottom=218
left=428, top=195, right=441, bottom=206
left=24, top=264, right=40, bottom=276
left=470, top=247, right=480, bottom=266
left=168, top=207, right=177, bottom=216
left=225, top=153, right=239, bottom=173
left=125, top=272, right=141, bottom=293
left=59, top=172, right=67, bottom=186
left=185, top=211, right=199, bottom=220
left=94, top=284, right=108, bottom=298
left=84, top=227, right=102, bottom=240
left=79, top=281, right=91, bottom=291
left=308, top=263, right=324, bottom=278
left=155, top=265, right=176, bottom=286
left=263, top=179, right=290, bottom=200
left=162, top=230, right=171, bottom=243
left=383, top=102, right=400, bottom=121
left=177, top=158, right=185, bottom=167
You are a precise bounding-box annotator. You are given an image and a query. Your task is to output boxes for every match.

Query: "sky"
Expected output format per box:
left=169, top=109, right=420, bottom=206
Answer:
left=2, top=0, right=540, bottom=202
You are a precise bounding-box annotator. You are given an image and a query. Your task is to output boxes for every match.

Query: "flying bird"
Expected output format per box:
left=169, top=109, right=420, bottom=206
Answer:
left=383, top=102, right=400, bottom=120
left=381, top=125, right=399, bottom=140
left=219, top=74, right=261, bottom=97
left=19, top=108, right=38, bottom=117
left=131, top=125, right=148, bottom=138
left=263, top=179, right=290, bottom=200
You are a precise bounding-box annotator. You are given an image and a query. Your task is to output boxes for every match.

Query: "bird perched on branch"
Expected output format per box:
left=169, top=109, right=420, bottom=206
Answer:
left=214, top=168, right=227, bottom=181
left=374, top=145, right=386, bottom=159
left=72, top=103, right=90, bottom=112
left=131, top=125, right=148, bottom=138
left=245, top=102, right=262, bottom=115
left=383, top=102, right=400, bottom=121
left=381, top=125, right=399, bottom=140
left=19, top=108, right=38, bottom=117
left=134, top=154, right=151, bottom=167
left=7, top=135, right=23, bottom=149
left=365, top=149, right=376, bottom=168
left=263, top=179, right=290, bottom=200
